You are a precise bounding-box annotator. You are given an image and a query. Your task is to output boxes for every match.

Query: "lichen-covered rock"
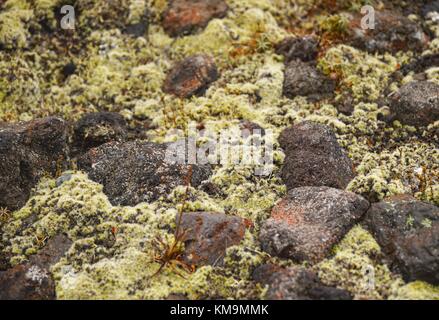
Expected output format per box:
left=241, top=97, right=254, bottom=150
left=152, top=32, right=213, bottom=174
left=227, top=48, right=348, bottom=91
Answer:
left=260, top=187, right=369, bottom=263
left=163, top=54, right=219, bottom=98
left=283, top=60, right=335, bottom=101
left=162, top=0, right=229, bottom=37
left=348, top=10, right=428, bottom=54
left=0, top=234, right=72, bottom=300
left=279, top=121, right=355, bottom=190
left=179, top=212, right=247, bottom=266
left=365, top=196, right=439, bottom=284
left=388, top=81, right=439, bottom=127
left=72, top=112, right=128, bottom=154
left=253, top=264, right=352, bottom=300
left=77, top=141, right=212, bottom=206
left=0, top=117, right=68, bottom=211
left=275, top=36, right=319, bottom=63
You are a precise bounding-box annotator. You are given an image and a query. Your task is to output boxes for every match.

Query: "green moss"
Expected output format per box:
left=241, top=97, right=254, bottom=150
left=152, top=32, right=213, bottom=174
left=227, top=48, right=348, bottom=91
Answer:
left=319, top=45, right=401, bottom=101
left=0, top=171, right=267, bottom=299
left=0, top=3, right=33, bottom=49
left=172, top=7, right=286, bottom=65
left=315, top=226, right=404, bottom=300
left=391, top=281, right=439, bottom=300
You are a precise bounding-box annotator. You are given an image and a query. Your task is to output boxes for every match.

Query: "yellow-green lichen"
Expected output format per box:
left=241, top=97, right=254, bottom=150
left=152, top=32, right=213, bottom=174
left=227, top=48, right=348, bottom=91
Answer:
left=315, top=226, right=404, bottom=300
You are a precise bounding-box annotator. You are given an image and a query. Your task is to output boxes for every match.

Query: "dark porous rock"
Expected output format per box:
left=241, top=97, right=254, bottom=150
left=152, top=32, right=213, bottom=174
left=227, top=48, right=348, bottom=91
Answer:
left=163, top=54, right=219, bottom=98
left=279, top=121, right=354, bottom=190
left=61, top=62, right=77, bottom=79
left=365, top=195, right=439, bottom=284
left=253, top=264, right=352, bottom=300
left=395, top=222, right=439, bottom=285
left=0, top=117, right=68, bottom=211
left=124, top=11, right=149, bottom=37
left=275, top=36, right=319, bottom=63
left=73, top=112, right=127, bottom=154
left=388, top=81, right=439, bottom=127
left=365, top=195, right=439, bottom=257
left=0, top=234, right=72, bottom=300
left=398, top=54, right=439, bottom=77
left=260, top=187, right=369, bottom=263
left=348, top=10, right=428, bottom=54
left=283, top=60, right=335, bottom=101
left=77, top=141, right=212, bottom=206
left=162, top=0, right=228, bottom=37
left=179, top=212, right=247, bottom=266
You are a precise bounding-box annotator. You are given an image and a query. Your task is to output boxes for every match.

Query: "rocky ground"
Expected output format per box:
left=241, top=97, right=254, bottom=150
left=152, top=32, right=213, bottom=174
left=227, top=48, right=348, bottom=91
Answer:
left=0, top=0, right=438, bottom=300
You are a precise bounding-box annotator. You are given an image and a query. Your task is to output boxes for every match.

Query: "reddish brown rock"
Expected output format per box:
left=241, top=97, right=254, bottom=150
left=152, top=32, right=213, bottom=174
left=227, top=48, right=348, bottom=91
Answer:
left=162, top=0, right=228, bottom=37
left=179, top=212, right=247, bottom=266
left=260, top=187, right=369, bottom=263
left=163, top=54, right=219, bottom=98
left=0, top=234, right=72, bottom=300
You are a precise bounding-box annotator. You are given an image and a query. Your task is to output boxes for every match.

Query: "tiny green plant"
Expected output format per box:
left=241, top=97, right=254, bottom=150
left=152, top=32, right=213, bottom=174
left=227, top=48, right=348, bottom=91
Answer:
left=0, top=207, right=11, bottom=224
left=150, top=165, right=196, bottom=278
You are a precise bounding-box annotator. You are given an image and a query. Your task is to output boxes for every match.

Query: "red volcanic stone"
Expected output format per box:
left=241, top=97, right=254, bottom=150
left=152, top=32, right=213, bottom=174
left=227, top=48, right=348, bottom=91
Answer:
left=179, top=212, right=248, bottom=266
left=163, top=54, right=219, bottom=98
left=162, top=0, right=228, bottom=37
left=260, top=187, right=369, bottom=263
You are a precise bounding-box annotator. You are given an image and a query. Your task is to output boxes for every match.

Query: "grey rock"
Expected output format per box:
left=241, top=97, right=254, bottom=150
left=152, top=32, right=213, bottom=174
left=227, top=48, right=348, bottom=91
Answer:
left=348, top=10, right=428, bottom=54
left=0, top=117, right=68, bottom=211
left=395, top=222, right=439, bottom=285
left=275, top=36, right=319, bottom=63
left=365, top=195, right=439, bottom=284
left=389, top=81, right=439, bottom=127
left=283, top=60, right=335, bottom=101
left=77, top=141, right=212, bottom=206
left=73, top=112, right=127, bottom=154
left=253, top=264, right=352, bottom=300
left=279, top=121, right=355, bottom=191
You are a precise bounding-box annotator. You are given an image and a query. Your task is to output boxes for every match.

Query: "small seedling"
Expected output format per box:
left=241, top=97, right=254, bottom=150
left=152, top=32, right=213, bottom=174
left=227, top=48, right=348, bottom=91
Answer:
left=150, top=166, right=196, bottom=278
left=0, top=207, right=11, bottom=224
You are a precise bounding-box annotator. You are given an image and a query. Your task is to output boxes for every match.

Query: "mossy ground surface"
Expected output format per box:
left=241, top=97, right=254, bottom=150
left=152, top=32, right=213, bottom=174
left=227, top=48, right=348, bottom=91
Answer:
left=0, top=0, right=438, bottom=299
